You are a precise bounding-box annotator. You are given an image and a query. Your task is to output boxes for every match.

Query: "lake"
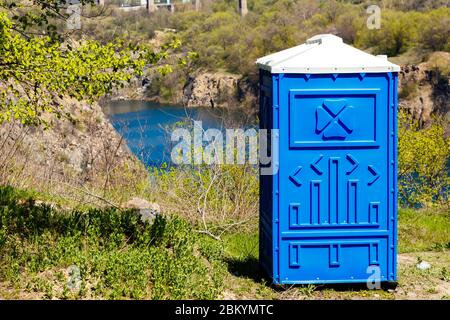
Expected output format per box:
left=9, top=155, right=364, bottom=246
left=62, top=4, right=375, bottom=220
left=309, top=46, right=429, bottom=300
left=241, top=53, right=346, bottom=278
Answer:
left=104, top=100, right=256, bottom=166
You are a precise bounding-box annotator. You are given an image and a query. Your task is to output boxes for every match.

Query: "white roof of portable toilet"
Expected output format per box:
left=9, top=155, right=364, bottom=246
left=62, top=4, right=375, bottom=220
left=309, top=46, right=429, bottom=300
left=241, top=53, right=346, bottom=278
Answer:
left=256, top=34, right=400, bottom=74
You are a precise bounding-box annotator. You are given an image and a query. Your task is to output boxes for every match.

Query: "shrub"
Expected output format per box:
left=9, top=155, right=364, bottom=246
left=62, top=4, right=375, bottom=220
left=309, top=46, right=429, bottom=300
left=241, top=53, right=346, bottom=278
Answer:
left=398, top=112, right=450, bottom=208
left=80, top=2, right=449, bottom=91
left=0, top=186, right=225, bottom=299
left=151, top=163, right=259, bottom=230
left=399, top=82, right=419, bottom=100
left=355, top=10, right=421, bottom=56
left=420, top=8, right=450, bottom=51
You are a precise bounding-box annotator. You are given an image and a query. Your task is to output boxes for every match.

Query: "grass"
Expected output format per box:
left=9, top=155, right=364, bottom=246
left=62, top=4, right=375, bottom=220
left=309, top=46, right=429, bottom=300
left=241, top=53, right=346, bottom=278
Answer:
left=0, top=185, right=449, bottom=300
left=219, top=208, right=450, bottom=300
left=398, top=208, right=450, bottom=253
left=220, top=226, right=450, bottom=300
left=0, top=186, right=226, bottom=300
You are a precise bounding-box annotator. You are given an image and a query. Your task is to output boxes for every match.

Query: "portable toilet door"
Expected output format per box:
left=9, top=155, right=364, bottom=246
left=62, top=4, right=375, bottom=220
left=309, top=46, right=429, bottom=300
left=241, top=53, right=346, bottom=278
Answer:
left=257, top=34, right=400, bottom=285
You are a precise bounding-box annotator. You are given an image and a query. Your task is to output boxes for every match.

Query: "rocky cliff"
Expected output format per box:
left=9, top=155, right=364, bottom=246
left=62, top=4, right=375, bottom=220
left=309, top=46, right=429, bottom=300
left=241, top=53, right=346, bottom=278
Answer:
left=111, top=69, right=257, bottom=111
left=0, top=98, right=146, bottom=206
left=398, top=52, right=449, bottom=127
left=182, top=72, right=240, bottom=108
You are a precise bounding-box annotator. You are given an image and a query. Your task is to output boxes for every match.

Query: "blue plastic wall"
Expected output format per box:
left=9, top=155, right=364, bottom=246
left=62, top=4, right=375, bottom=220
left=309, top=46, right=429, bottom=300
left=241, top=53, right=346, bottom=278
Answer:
left=259, top=70, right=398, bottom=285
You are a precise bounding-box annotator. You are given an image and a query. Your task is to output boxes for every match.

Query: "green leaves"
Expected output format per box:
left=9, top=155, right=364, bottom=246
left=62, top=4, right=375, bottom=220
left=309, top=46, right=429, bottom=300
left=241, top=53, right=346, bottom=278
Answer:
left=398, top=112, right=450, bottom=207
left=355, top=8, right=450, bottom=56
left=0, top=185, right=225, bottom=299
left=0, top=11, right=179, bottom=126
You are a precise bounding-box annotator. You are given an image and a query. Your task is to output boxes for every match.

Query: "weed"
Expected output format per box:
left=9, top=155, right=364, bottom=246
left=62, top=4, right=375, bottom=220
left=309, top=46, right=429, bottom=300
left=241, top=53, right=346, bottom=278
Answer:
left=399, top=82, right=419, bottom=99
left=398, top=208, right=450, bottom=253
left=0, top=186, right=225, bottom=299
left=440, top=267, right=450, bottom=282
left=298, top=284, right=316, bottom=297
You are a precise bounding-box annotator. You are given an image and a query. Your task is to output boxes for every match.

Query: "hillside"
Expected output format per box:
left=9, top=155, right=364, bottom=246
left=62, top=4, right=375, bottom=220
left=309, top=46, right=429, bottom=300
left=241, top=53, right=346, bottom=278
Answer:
left=90, top=1, right=449, bottom=124
left=0, top=99, right=148, bottom=208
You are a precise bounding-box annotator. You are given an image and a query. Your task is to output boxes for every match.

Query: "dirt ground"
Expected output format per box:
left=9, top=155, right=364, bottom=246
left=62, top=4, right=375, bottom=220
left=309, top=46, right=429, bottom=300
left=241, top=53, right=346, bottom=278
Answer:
left=220, top=250, right=450, bottom=300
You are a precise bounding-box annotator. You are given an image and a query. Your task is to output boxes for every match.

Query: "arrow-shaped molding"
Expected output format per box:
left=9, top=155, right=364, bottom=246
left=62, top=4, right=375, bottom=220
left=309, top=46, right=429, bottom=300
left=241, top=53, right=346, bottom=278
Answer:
left=368, top=165, right=380, bottom=185
left=289, top=166, right=303, bottom=186
left=310, top=155, right=324, bottom=175
left=346, top=154, right=359, bottom=175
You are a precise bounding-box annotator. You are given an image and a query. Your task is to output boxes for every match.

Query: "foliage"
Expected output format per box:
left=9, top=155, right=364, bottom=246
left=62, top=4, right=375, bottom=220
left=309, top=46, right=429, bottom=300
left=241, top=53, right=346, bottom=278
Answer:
left=419, top=8, right=450, bottom=52
left=398, top=82, right=419, bottom=100
left=0, top=185, right=225, bottom=299
left=2, top=1, right=96, bottom=40
left=1, top=184, right=449, bottom=299
left=89, top=1, right=449, bottom=99
left=378, top=0, right=449, bottom=12
left=81, top=6, right=171, bottom=44
left=356, top=7, right=449, bottom=56
left=151, top=163, right=259, bottom=233
left=398, top=111, right=450, bottom=207
left=0, top=1, right=183, bottom=126
left=356, top=10, right=419, bottom=56
left=398, top=208, right=450, bottom=253
left=427, top=52, right=450, bottom=77
left=168, top=2, right=448, bottom=78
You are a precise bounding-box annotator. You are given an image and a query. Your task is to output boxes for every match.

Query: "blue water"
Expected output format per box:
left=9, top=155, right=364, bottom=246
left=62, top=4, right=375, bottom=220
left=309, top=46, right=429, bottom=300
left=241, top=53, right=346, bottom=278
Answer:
left=104, top=100, right=254, bottom=166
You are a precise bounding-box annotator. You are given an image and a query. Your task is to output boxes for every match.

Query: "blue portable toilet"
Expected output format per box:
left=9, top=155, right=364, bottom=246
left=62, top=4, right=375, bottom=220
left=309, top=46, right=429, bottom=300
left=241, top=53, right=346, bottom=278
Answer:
left=257, top=34, right=400, bottom=285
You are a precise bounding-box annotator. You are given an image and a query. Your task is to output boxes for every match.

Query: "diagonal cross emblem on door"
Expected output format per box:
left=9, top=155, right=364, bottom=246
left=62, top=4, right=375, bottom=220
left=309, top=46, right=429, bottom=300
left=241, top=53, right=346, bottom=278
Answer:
left=316, top=99, right=354, bottom=140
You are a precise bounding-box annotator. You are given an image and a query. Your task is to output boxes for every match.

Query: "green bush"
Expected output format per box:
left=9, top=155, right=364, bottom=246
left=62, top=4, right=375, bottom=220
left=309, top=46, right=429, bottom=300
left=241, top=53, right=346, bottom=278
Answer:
left=399, top=82, right=419, bottom=100
left=419, top=8, right=450, bottom=51
left=355, top=10, right=422, bottom=56
left=0, top=186, right=225, bottom=299
left=398, top=112, right=450, bottom=208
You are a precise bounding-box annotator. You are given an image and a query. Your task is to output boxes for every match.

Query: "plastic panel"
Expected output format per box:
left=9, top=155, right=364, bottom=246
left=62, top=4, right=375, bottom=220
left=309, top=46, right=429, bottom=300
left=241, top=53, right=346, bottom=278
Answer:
left=259, top=72, right=398, bottom=285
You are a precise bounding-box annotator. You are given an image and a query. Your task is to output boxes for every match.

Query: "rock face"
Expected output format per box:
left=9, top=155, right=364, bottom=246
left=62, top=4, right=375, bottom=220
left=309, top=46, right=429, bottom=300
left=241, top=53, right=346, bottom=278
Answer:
left=183, top=72, right=242, bottom=108
left=398, top=52, right=449, bottom=126
left=0, top=98, right=145, bottom=202
left=122, top=197, right=160, bottom=223
left=110, top=67, right=257, bottom=110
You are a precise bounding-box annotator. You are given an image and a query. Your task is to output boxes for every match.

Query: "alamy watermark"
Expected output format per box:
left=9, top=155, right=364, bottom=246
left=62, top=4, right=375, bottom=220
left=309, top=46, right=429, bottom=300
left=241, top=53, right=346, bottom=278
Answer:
left=170, top=121, right=279, bottom=175
left=366, top=265, right=382, bottom=289
left=66, top=264, right=82, bottom=290
left=66, top=1, right=82, bottom=30
left=366, top=4, right=381, bottom=30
